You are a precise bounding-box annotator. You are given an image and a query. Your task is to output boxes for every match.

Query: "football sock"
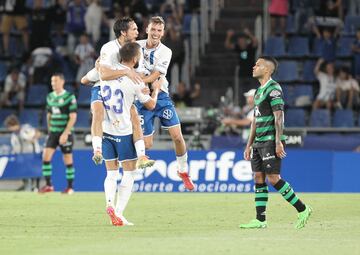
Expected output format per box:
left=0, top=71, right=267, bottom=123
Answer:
left=104, top=170, right=118, bottom=208
left=65, top=164, right=75, bottom=189
left=255, top=183, right=268, bottom=222
left=273, top=179, right=306, bottom=213
left=134, top=140, right=146, bottom=157
left=42, top=161, right=52, bottom=186
left=116, top=170, right=135, bottom=216
left=176, top=152, right=188, bottom=173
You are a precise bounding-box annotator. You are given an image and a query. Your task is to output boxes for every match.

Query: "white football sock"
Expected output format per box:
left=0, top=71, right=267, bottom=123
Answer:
left=104, top=170, right=118, bottom=207
left=115, top=170, right=135, bottom=216
left=134, top=140, right=146, bottom=157
left=176, top=152, right=189, bottom=173
left=92, top=136, right=102, bottom=152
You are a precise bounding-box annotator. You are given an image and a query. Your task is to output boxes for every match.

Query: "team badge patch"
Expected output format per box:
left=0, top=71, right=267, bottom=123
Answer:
left=162, top=109, right=173, bottom=120
left=270, top=90, right=281, bottom=97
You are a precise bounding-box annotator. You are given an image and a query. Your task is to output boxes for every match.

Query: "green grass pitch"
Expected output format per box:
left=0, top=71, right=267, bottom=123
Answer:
left=0, top=192, right=359, bottom=255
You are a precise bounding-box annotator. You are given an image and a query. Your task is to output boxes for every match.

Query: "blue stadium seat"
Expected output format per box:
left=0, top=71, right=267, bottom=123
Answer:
left=312, top=38, right=322, bottom=57
left=303, top=60, right=317, bottom=82
left=264, top=36, right=286, bottom=57
left=295, top=85, right=313, bottom=99
left=65, top=84, right=76, bottom=93
left=286, top=15, right=295, bottom=34
left=282, top=85, right=296, bottom=107
left=77, top=85, right=91, bottom=106
left=333, top=109, right=354, bottom=127
left=285, top=108, right=306, bottom=127
left=0, top=109, right=16, bottom=127
left=19, top=109, right=41, bottom=127
left=0, top=61, right=8, bottom=83
left=288, top=36, right=309, bottom=57
left=26, top=85, right=49, bottom=106
left=75, top=109, right=91, bottom=128
left=273, top=61, right=298, bottom=82
left=344, top=15, right=360, bottom=35
left=309, top=109, right=331, bottom=127
left=294, top=84, right=313, bottom=106
left=336, top=36, right=355, bottom=57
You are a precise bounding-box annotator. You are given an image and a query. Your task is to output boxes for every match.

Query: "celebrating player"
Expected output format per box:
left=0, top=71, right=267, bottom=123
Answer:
left=136, top=16, right=194, bottom=191
left=39, top=73, right=77, bottom=194
left=101, top=42, right=161, bottom=226
left=240, top=56, right=312, bottom=229
left=82, top=17, right=154, bottom=170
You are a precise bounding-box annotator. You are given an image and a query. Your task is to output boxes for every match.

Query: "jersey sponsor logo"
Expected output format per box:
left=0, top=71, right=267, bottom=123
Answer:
left=103, top=135, right=122, bottom=143
left=52, top=107, right=61, bottom=114
left=270, top=90, right=281, bottom=98
left=262, top=153, right=275, bottom=161
left=162, top=109, right=173, bottom=120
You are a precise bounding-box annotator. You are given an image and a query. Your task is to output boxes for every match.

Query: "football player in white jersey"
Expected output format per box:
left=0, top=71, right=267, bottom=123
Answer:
left=101, top=42, right=161, bottom=226
left=82, top=17, right=154, bottom=170
left=135, top=16, right=194, bottom=191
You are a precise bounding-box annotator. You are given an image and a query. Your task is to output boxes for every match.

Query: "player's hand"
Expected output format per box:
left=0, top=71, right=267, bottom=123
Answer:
left=152, top=78, right=163, bottom=90
left=126, top=69, right=142, bottom=84
left=141, top=86, right=150, bottom=95
left=243, top=146, right=252, bottom=161
left=276, top=142, right=286, bottom=159
left=59, top=133, right=68, bottom=145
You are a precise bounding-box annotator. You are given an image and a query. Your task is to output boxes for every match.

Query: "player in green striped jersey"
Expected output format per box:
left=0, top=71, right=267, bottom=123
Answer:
left=39, top=73, right=77, bottom=194
left=239, top=56, right=312, bottom=229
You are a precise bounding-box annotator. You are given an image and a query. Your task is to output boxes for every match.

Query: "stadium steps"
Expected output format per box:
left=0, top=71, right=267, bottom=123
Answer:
left=192, top=0, right=262, bottom=105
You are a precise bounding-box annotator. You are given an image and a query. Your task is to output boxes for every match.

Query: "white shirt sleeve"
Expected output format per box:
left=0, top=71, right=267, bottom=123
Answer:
left=154, top=48, right=172, bottom=75
left=99, top=43, right=114, bottom=68
left=86, top=68, right=99, bottom=82
left=134, top=82, right=151, bottom=103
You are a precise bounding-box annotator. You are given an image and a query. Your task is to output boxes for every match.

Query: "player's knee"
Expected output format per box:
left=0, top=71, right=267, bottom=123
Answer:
left=144, top=138, right=153, bottom=149
left=267, top=175, right=280, bottom=186
left=254, top=173, right=265, bottom=183
left=171, top=132, right=184, bottom=145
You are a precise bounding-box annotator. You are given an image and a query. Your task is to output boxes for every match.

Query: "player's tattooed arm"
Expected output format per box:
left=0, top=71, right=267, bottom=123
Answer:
left=244, top=118, right=256, bottom=161
left=274, top=110, right=286, bottom=158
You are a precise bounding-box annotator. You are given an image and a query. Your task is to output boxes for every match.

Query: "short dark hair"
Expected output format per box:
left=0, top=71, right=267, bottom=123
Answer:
left=119, top=42, right=141, bottom=62
left=51, top=72, right=65, bottom=80
left=113, top=17, right=134, bottom=38
left=4, top=114, right=19, bottom=128
left=259, top=55, right=278, bottom=74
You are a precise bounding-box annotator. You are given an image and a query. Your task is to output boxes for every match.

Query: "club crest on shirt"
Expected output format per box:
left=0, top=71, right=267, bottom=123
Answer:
left=270, top=90, right=281, bottom=98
